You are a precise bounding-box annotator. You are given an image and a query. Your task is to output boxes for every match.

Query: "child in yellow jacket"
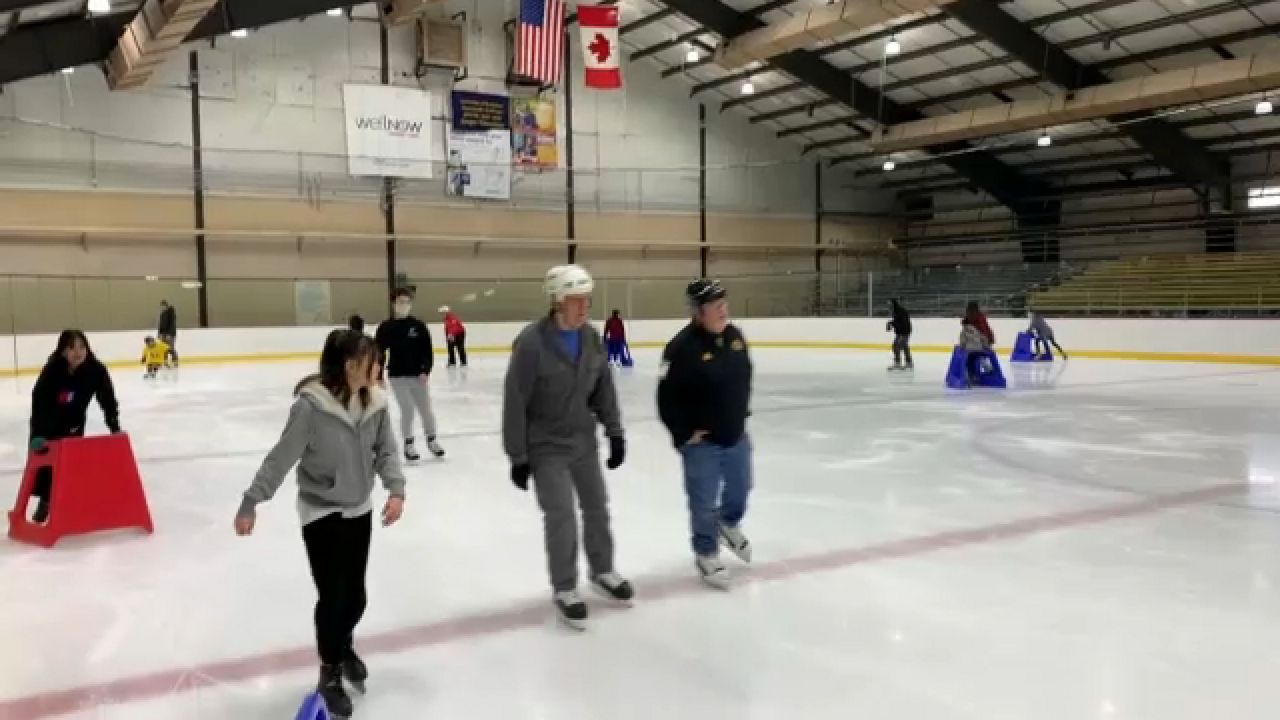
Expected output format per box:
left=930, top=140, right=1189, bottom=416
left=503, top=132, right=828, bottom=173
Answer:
left=141, top=336, right=170, bottom=379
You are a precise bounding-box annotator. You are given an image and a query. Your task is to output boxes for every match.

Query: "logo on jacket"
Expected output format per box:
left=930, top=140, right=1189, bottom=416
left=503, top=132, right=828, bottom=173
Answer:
left=408, top=328, right=418, bottom=337
left=701, top=352, right=714, bottom=362
left=731, top=339, right=745, bottom=352
left=58, top=390, right=75, bottom=404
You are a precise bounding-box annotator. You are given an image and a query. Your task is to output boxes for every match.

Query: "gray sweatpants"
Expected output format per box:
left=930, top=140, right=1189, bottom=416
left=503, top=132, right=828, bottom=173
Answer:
left=531, top=449, right=614, bottom=592
left=388, top=376, right=438, bottom=440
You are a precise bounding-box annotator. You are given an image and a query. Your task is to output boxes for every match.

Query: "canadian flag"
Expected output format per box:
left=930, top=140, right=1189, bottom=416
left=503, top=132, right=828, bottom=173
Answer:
left=578, top=4, right=622, bottom=90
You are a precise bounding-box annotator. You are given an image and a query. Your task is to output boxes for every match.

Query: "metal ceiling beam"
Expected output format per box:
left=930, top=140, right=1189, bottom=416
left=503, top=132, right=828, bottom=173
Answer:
left=652, top=0, right=1053, bottom=212
left=804, top=135, right=867, bottom=154
left=655, top=0, right=798, bottom=78
left=0, top=11, right=132, bottom=84
left=777, top=115, right=861, bottom=138
left=0, top=0, right=55, bottom=11
left=188, top=0, right=352, bottom=39
left=631, top=28, right=703, bottom=60
left=720, top=81, right=803, bottom=110
left=907, top=0, right=1275, bottom=111
left=621, top=7, right=675, bottom=34
left=943, top=0, right=1227, bottom=188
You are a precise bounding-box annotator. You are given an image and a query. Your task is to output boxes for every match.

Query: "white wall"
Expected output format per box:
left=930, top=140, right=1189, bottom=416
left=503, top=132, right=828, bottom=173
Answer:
left=0, top=1, right=880, bottom=218
left=4, top=317, right=1278, bottom=376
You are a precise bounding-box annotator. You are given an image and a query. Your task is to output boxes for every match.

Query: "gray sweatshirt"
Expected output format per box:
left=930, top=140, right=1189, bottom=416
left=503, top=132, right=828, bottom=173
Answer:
left=239, top=382, right=405, bottom=519
left=1029, top=313, right=1054, bottom=339
left=503, top=315, right=623, bottom=464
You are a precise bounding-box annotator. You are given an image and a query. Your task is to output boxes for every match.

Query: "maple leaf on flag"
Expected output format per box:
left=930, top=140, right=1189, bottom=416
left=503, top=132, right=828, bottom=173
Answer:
left=589, top=32, right=612, bottom=63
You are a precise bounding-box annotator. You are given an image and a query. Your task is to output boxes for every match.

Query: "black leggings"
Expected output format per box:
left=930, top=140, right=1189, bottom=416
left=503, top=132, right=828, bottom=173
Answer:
left=303, top=512, right=373, bottom=666
left=30, top=429, right=84, bottom=504
left=447, top=332, right=468, bottom=366
left=892, top=334, right=912, bottom=366
left=1033, top=335, right=1065, bottom=357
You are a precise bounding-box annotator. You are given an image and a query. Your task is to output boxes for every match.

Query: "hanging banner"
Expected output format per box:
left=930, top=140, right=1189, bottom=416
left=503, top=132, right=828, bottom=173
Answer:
left=342, top=84, right=434, bottom=178
left=451, top=91, right=511, bottom=132
left=447, top=129, right=513, bottom=200
left=511, top=97, right=558, bottom=168
left=578, top=4, right=622, bottom=90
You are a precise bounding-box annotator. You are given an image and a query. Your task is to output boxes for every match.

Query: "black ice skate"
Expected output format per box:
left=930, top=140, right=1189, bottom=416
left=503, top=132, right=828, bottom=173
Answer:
left=31, top=497, right=50, bottom=524
left=591, top=571, right=635, bottom=606
left=404, top=439, right=421, bottom=463
left=426, top=436, right=445, bottom=458
left=342, top=647, right=368, bottom=694
left=318, top=664, right=353, bottom=718
left=554, top=590, right=588, bottom=631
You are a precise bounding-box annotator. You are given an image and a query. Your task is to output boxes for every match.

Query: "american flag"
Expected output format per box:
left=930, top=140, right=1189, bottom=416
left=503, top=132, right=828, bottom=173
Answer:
left=516, top=0, right=565, bottom=86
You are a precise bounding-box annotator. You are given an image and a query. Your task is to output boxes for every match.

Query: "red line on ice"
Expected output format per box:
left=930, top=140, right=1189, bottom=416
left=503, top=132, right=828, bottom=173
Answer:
left=0, top=482, right=1244, bottom=720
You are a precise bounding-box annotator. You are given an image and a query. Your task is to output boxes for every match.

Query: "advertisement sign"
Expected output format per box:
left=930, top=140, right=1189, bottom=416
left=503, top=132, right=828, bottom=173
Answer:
left=447, top=129, right=513, bottom=200
left=451, top=91, right=511, bottom=132
left=342, top=84, right=434, bottom=178
left=511, top=97, right=558, bottom=169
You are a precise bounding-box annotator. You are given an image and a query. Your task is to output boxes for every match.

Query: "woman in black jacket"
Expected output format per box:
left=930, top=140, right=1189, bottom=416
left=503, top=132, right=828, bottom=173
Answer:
left=26, top=329, right=121, bottom=523
left=886, top=299, right=913, bottom=371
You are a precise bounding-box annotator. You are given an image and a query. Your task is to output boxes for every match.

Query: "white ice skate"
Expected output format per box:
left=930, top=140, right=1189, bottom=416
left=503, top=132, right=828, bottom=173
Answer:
left=553, top=590, right=588, bottom=630
left=719, top=525, right=752, bottom=563
left=591, top=571, right=635, bottom=607
left=426, top=436, right=445, bottom=459
left=696, top=554, right=731, bottom=590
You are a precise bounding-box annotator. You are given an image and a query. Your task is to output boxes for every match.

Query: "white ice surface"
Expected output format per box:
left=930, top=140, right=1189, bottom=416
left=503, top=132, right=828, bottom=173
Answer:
left=1, top=349, right=1279, bottom=719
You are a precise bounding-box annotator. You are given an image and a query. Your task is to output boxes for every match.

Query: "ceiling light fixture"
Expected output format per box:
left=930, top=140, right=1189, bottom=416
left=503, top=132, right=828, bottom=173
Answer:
left=1257, top=99, right=1274, bottom=115
left=740, top=80, right=755, bottom=95
left=882, top=158, right=896, bottom=172
left=61, top=66, right=75, bottom=75
left=87, top=0, right=111, bottom=14
left=885, top=35, right=901, bottom=56
left=230, top=28, right=248, bottom=38
left=686, top=48, right=699, bottom=63
left=1037, top=132, right=1052, bottom=147
left=326, top=7, right=343, bottom=16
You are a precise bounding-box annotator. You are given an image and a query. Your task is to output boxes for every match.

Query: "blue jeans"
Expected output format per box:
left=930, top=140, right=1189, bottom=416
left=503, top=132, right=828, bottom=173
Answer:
left=679, top=436, right=752, bottom=556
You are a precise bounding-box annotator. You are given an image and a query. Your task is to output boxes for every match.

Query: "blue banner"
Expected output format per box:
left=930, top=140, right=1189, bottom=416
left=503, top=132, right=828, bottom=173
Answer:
left=451, top=91, right=511, bottom=132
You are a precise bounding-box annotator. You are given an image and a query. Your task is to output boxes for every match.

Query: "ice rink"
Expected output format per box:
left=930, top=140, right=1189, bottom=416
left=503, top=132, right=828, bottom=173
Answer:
left=2, top=347, right=1280, bottom=720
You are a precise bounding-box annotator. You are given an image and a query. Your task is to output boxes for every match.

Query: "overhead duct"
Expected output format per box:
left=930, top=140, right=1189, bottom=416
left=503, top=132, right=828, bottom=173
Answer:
left=714, top=0, right=947, bottom=72
left=871, top=52, right=1280, bottom=153
left=106, top=0, right=219, bottom=90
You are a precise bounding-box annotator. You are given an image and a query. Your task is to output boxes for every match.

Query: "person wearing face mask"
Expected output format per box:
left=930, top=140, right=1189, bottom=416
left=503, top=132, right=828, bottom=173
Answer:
left=375, top=288, right=445, bottom=462
left=657, top=280, right=754, bottom=590
left=502, top=264, right=631, bottom=630
left=26, top=329, right=122, bottom=525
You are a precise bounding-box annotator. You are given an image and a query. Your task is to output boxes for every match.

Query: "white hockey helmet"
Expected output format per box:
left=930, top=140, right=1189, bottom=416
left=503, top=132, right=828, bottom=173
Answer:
left=544, top=264, right=594, bottom=300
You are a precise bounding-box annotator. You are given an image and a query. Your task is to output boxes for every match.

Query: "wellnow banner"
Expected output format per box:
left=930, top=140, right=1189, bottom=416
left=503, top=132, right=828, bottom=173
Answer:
left=342, top=84, right=434, bottom=179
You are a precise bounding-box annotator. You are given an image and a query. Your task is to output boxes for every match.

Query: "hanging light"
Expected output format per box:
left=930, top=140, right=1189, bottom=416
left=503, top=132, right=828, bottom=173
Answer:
left=686, top=48, right=699, bottom=63
left=1037, top=131, right=1052, bottom=148
left=326, top=7, right=343, bottom=16
left=740, top=79, right=755, bottom=95
left=1257, top=98, right=1274, bottom=115
left=61, top=66, right=75, bottom=75
left=230, top=28, right=248, bottom=38
left=885, top=35, right=901, bottom=56
left=87, top=0, right=111, bottom=14
left=882, top=158, right=896, bottom=172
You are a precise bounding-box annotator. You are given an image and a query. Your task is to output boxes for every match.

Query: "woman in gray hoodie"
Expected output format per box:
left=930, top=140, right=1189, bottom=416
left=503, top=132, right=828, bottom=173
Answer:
left=234, top=329, right=406, bottom=719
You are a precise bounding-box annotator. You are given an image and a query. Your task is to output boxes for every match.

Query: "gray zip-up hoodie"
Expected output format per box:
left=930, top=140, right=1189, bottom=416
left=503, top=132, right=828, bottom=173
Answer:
left=239, top=381, right=405, bottom=517
left=503, top=315, right=623, bottom=464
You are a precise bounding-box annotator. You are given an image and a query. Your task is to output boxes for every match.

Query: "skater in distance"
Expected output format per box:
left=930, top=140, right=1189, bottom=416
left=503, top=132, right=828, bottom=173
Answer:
left=26, top=329, right=121, bottom=525
left=440, top=305, right=468, bottom=368
left=376, top=288, right=446, bottom=461
left=964, top=301, right=996, bottom=346
left=1028, top=309, right=1068, bottom=360
left=886, top=298, right=913, bottom=371
left=234, top=329, right=406, bottom=719
left=502, top=264, right=633, bottom=630
left=658, top=279, right=755, bottom=590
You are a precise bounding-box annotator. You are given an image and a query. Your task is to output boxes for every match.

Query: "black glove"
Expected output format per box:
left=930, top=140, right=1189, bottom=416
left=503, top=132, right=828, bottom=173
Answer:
left=510, top=463, right=531, bottom=491
left=606, top=436, right=625, bottom=470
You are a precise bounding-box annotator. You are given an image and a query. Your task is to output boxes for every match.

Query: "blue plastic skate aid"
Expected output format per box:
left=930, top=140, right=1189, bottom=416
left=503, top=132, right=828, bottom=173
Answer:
left=621, top=341, right=634, bottom=367
left=945, top=346, right=1008, bottom=389
left=1010, top=331, right=1053, bottom=363
left=294, top=692, right=330, bottom=720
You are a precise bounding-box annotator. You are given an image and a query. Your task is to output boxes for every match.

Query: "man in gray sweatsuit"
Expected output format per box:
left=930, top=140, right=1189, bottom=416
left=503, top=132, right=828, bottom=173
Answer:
left=503, top=264, right=632, bottom=629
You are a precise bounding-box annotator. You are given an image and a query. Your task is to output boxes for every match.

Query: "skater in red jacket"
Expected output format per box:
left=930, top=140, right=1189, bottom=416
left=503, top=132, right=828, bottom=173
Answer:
left=440, top=306, right=467, bottom=368
left=964, top=301, right=995, bottom=346
left=603, top=310, right=629, bottom=366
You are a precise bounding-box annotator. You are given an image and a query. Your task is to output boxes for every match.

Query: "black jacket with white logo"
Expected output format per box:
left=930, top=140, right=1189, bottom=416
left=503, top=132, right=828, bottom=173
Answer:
left=657, top=322, right=752, bottom=448
left=376, top=317, right=434, bottom=378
